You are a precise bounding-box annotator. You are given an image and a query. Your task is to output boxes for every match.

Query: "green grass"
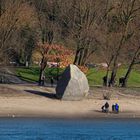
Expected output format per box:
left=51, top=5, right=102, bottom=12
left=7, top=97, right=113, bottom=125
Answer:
left=15, top=66, right=140, bottom=87
left=16, top=67, right=64, bottom=82
left=16, top=67, right=40, bottom=82
left=86, top=68, right=106, bottom=86
left=86, top=68, right=140, bottom=87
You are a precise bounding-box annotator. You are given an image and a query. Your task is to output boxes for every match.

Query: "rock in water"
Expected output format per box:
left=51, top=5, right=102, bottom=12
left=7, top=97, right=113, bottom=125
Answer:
left=56, top=64, right=89, bottom=100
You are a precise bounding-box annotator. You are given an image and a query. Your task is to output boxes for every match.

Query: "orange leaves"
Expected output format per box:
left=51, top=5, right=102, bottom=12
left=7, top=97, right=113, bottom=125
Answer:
left=37, top=43, right=89, bottom=73
left=77, top=65, right=88, bottom=74
left=38, top=43, right=74, bottom=68
left=36, top=43, right=89, bottom=73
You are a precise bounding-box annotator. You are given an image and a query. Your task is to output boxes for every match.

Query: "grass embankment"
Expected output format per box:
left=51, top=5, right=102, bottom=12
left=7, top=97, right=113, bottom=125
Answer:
left=87, top=68, right=140, bottom=87
left=16, top=67, right=64, bottom=83
left=16, top=67, right=140, bottom=87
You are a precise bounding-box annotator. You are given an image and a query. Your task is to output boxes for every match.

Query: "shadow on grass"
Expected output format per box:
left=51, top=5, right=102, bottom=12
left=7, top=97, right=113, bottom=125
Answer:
left=24, top=90, right=57, bottom=99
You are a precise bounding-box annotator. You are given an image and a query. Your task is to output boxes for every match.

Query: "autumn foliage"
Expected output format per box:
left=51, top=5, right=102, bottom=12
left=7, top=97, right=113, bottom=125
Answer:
left=77, top=65, right=88, bottom=74
left=38, top=43, right=89, bottom=73
left=38, top=43, right=74, bottom=68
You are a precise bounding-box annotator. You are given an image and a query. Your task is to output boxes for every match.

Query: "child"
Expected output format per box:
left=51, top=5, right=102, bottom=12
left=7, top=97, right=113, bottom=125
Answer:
left=115, top=103, right=119, bottom=113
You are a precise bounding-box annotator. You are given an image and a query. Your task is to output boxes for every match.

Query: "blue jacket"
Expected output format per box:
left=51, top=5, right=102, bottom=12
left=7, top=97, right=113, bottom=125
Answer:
left=115, top=104, right=119, bottom=111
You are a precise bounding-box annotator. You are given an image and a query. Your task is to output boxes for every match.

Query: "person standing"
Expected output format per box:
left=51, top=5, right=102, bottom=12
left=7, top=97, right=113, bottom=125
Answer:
left=41, top=73, right=45, bottom=86
left=50, top=76, right=54, bottom=87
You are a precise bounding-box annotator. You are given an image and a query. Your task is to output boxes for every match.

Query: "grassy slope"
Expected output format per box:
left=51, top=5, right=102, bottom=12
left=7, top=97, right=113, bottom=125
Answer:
left=16, top=67, right=64, bottom=82
left=16, top=67, right=140, bottom=87
left=87, top=68, right=140, bottom=87
left=16, top=67, right=40, bottom=82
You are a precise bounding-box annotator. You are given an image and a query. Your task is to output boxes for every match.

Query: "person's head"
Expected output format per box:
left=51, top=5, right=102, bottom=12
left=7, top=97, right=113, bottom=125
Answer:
left=106, top=102, right=108, bottom=104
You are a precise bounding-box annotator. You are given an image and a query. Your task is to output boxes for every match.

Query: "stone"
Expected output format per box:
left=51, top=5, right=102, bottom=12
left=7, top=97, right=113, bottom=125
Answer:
left=56, top=64, right=89, bottom=100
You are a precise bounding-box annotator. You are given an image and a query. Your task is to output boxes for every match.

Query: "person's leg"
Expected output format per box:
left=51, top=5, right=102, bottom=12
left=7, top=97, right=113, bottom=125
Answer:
left=102, top=106, right=105, bottom=112
left=106, top=108, right=109, bottom=113
left=42, top=80, right=44, bottom=86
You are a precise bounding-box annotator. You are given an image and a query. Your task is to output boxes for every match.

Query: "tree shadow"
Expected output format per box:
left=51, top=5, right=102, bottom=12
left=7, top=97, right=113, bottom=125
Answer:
left=24, top=90, right=57, bottom=99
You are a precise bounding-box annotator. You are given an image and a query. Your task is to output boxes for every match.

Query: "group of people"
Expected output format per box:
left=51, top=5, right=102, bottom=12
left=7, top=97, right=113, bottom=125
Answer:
left=101, top=102, right=119, bottom=113
left=103, top=76, right=125, bottom=87
left=102, top=76, right=117, bottom=87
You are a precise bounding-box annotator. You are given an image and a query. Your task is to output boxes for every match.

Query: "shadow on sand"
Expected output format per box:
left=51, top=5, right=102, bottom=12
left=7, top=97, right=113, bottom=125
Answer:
left=24, top=90, right=57, bottom=99
left=93, top=110, right=120, bottom=115
left=94, top=110, right=103, bottom=113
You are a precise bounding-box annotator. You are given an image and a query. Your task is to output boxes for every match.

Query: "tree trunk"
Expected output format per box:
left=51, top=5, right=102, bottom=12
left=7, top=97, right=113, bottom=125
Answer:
left=0, top=0, right=1, bottom=16
left=47, top=31, right=54, bottom=44
left=110, top=36, right=124, bottom=86
left=110, top=56, right=119, bottom=87
left=109, top=56, right=118, bottom=87
left=73, top=49, right=79, bottom=65
left=73, top=47, right=84, bottom=65
left=104, top=68, right=109, bottom=87
left=105, top=55, right=114, bottom=87
left=78, top=49, right=83, bottom=65
left=122, top=46, right=140, bottom=87
left=122, top=62, right=134, bottom=87
left=109, top=66, right=117, bottom=87
left=38, top=56, right=47, bottom=85
left=80, top=48, right=88, bottom=66
left=39, top=68, right=43, bottom=85
left=39, top=28, right=54, bottom=85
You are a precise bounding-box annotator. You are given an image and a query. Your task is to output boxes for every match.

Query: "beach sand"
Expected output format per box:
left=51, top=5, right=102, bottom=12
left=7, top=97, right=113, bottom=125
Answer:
left=0, top=84, right=140, bottom=119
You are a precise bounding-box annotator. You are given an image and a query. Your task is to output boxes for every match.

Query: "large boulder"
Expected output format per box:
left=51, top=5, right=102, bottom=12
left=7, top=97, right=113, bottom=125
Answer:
left=56, top=64, right=89, bottom=100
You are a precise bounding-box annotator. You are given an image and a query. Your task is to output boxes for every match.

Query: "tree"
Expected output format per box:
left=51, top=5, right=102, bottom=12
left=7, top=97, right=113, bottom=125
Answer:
left=97, top=0, right=116, bottom=86
left=0, top=0, right=34, bottom=64
left=122, top=34, right=140, bottom=87
left=32, top=0, right=61, bottom=84
left=18, top=26, right=36, bottom=66
left=37, top=43, right=73, bottom=85
left=109, top=0, right=140, bottom=86
left=58, top=0, right=101, bottom=66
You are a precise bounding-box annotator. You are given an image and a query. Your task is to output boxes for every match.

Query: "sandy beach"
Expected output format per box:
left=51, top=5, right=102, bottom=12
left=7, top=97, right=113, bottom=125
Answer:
left=0, top=84, right=140, bottom=119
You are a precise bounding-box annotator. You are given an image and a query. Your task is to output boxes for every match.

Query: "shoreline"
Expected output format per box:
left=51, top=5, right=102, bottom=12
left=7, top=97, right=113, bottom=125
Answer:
left=0, top=114, right=140, bottom=120
left=0, top=84, right=140, bottom=120
left=0, top=110, right=140, bottom=120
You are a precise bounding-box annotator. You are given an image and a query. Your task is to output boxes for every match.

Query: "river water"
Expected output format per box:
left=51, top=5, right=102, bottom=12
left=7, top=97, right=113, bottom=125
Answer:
left=0, top=118, right=140, bottom=140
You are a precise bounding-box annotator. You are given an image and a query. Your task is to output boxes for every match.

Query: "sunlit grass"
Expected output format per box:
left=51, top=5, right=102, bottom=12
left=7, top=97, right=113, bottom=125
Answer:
left=87, top=68, right=140, bottom=87
left=16, top=66, right=140, bottom=87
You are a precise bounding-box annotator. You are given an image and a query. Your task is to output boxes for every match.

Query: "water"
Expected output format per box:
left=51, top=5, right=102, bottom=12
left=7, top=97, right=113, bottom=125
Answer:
left=0, top=118, right=140, bottom=140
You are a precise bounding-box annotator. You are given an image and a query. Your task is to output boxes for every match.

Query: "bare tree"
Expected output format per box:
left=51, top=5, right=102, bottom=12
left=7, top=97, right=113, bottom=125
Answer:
left=109, top=0, right=140, bottom=86
left=122, top=34, right=140, bottom=87
left=0, top=0, right=34, bottom=64
left=32, top=0, right=61, bottom=84
left=59, top=0, right=102, bottom=66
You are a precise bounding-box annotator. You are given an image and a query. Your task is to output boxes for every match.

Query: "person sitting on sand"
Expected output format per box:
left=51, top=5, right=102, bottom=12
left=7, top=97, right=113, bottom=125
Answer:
left=112, top=104, right=115, bottom=112
left=102, top=102, right=109, bottom=113
left=112, top=103, right=119, bottom=113
left=115, top=103, right=119, bottom=113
